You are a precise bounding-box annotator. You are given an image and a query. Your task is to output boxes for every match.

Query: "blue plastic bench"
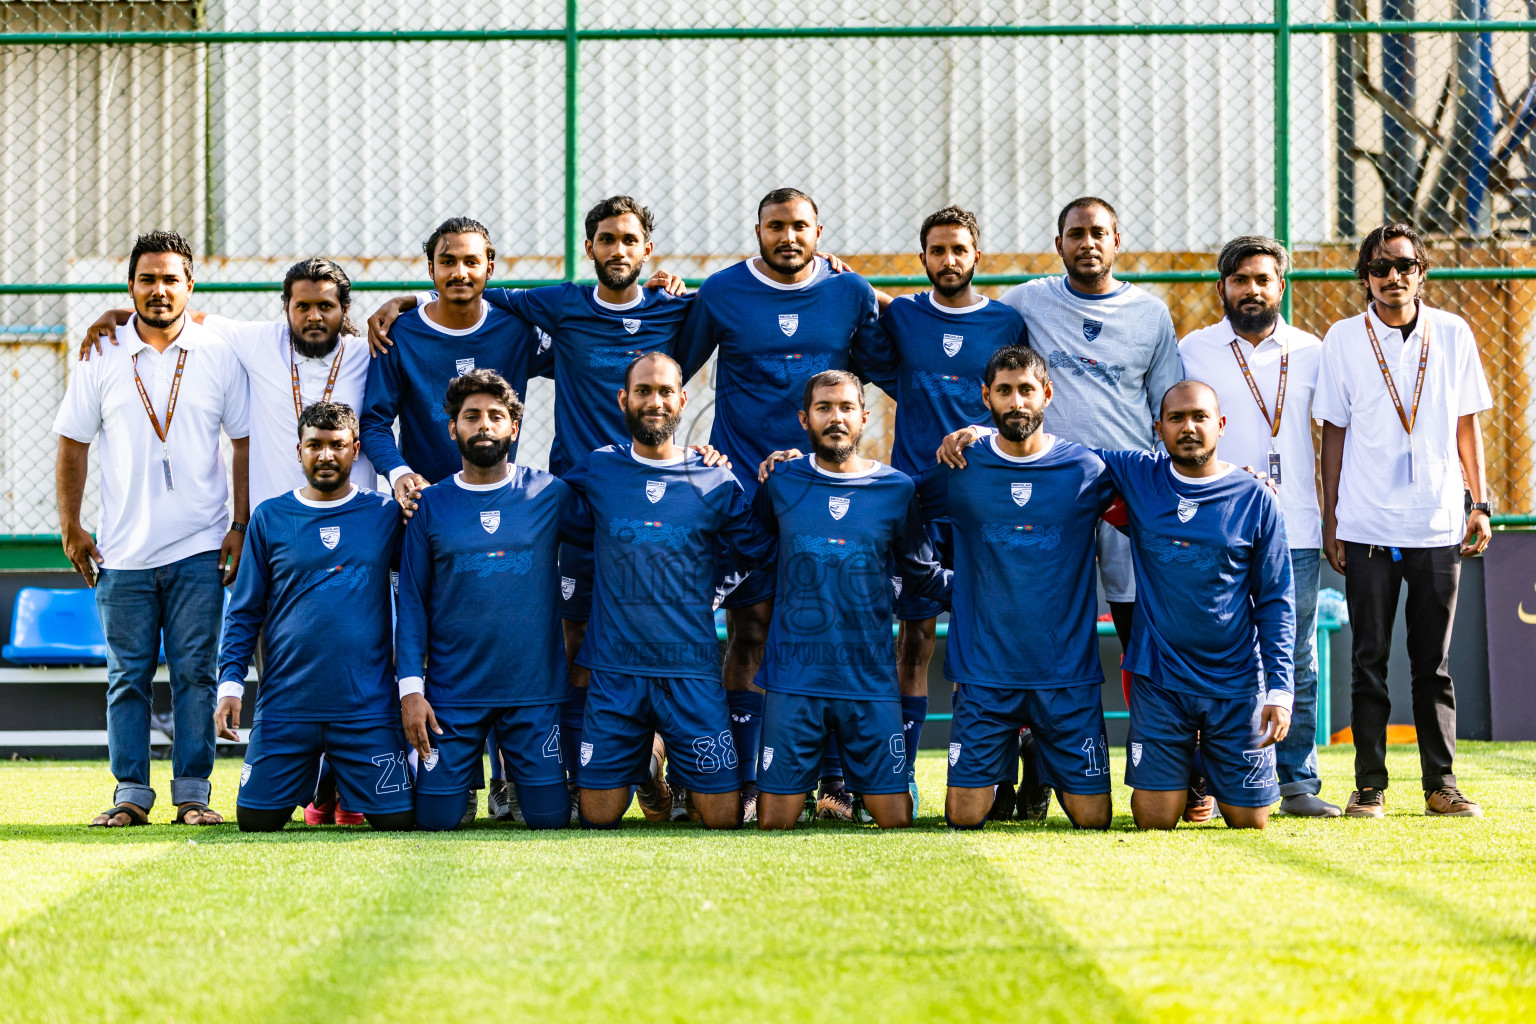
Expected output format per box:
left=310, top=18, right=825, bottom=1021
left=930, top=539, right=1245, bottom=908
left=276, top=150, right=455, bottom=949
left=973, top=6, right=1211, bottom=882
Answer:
left=2, top=588, right=109, bottom=666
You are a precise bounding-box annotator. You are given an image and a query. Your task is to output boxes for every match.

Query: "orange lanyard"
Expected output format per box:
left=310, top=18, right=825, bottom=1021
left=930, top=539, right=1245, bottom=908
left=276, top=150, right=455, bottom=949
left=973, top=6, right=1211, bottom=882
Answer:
left=290, top=340, right=344, bottom=420
left=132, top=347, right=187, bottom=446
left=1228, top=334, right=1288, bottom=446
left=1363, top=312, right=1430, bottom=445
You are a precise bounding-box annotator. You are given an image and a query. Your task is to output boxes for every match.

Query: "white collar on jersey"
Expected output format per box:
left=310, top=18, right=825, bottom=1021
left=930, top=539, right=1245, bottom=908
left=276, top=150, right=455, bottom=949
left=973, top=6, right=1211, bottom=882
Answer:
left=454, top=470, right=514, bottom=491
left=1170, top=462, right=1238, bottom=485
left=592, top=287, right=645, bottom=312
left=417, top=300, right=489, bottom=336
left=989, top=433, right=1056, bottom=464
left=746, top=256, right=825, bottom=291
left=630, top=448, right=687, bottom=467
left=812, top=457, right=881, bottom=479
left=927, top=292, right=989, bottom=315
left=292, top=484, right=360, bottom=508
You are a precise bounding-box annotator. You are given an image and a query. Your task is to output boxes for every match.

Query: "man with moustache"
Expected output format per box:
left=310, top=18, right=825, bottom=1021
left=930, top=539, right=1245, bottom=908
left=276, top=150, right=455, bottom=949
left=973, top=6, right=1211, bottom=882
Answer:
left=215, top=402, right=411, bottom=831
left=563, top=353, right=777, bottom=829
left=1177, top=236, right=1338, bottom=818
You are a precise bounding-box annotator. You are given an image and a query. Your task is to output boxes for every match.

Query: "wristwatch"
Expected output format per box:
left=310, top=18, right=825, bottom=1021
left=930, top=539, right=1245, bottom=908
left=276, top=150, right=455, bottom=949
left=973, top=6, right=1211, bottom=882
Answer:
left=230, top=521, right=248, bottom=534
left=1469, top=502, right=1491, bottom=515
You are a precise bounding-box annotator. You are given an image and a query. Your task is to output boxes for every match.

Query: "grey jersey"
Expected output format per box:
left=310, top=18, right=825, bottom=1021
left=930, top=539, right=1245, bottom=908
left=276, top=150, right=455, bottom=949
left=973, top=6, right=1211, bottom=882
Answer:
left=998, top=275, right=1181, bottom=451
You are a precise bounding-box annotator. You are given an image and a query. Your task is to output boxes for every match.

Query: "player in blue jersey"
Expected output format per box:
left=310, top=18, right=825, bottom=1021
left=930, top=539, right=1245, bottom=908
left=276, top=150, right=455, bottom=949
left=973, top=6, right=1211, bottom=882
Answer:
left=751, top=370, right=949, bottom=830
left=861, top=207, right=1027, bottom=807
left=394, top=370, right=583, bottom=831
left=674, top=188, right=888, bottom=820
left=921, top=347, right=1117, bottom=830
left=214, top=402, right=413, bottom=831
left=1100, top=381, right=1295, bottom=830
left=563, top=353, right=777, bottom=829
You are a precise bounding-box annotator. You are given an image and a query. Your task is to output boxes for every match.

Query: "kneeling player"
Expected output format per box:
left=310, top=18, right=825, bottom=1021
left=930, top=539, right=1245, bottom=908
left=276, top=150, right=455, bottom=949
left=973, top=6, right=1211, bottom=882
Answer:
left=1100, top=381, right=1294, bottom=829
left=564, top=353, right=776, bottom=829
left=753, top=371, right=948, bottom=829
left=216, top=402, right=413, bottom=832
left=925, top=347, right=1117, bottom=829
left=395, top=371, right=582, bottom=830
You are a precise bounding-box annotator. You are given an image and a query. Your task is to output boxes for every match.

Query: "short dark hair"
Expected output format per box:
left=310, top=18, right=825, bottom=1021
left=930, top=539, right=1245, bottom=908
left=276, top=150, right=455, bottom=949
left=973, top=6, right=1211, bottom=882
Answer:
left=802, top=369, right=864, bottom=412
left=758, top=188, right=819, bottom=222
left=424, top=217, right=495, bottom=264
left=1355, top=222, right=1431, bottom=296
left=623, top=351, right=682, bottom=390
left=283, top=257, right=357, bottom=336
left=920, top=206, right=981, bottom=251
left=296, top=400, right=360, bottom=441
left=1159, top=379, right=1221, bottom=418
left=443, top=368, right=523, bottom=423
left=128, top=230, right=194, bottom=282
left=586, top=196, right=654, bottom=241
left=1056, top=196, right=1119, bottom=238
left=984, top=345, right=1050, bottom=388
left=1218, top=235, right=1291, bottom=280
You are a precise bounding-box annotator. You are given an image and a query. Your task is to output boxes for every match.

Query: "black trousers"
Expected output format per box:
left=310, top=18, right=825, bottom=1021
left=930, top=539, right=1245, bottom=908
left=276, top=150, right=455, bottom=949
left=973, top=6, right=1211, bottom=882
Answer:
left=1343, top=542, right=1460, bottom=793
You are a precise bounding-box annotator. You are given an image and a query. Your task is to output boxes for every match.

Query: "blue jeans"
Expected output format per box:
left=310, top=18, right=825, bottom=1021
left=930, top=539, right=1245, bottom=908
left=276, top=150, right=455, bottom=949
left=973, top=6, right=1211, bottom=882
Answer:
left=1277, top=547, right=1322, bottom=796
left=95, top=550, right=224, bottom=811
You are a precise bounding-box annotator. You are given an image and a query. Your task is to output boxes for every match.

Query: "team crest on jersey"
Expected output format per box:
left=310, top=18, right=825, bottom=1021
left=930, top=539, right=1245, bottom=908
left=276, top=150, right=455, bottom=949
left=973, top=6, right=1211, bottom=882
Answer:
left=828, top=496, right=850, bottom=521
left=948, top=743, right=962, bottom=766
left=1131, top=743, right=1143, bottom=766
left=240, top=762, right=252, bottom=786
left=480, top=510, right=501, bottom=533
left=455, top=357, right=475, bottom=376
left=423, top=748, right=440, bottom=772
left=1177, top=498, right=1199, bottom=523
left=622, top=318, right=641, bottom=335
left=942, top=333, right=963, bottom=357
left=1082, top=318, right=1103, bottom=342
left=761, top=746, right=775, bottom=770
left=891, top=576, right=903, bottom=598
left=1011, top=482, right=1032, bottom=506
left=319, top=526, right=340, bottom=550
left=580, top=742, right=593, bottom=766
left=561, top=576, right=576, bottom=600
left=778, top=314, right=799, bottom=337
left=646, top=480, right=666, bottom=504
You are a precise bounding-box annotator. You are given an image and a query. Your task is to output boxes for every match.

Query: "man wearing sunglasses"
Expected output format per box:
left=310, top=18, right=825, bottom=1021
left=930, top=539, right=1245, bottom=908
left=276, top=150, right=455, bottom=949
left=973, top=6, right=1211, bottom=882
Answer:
left=1314, top=223, right=1493, bottom=819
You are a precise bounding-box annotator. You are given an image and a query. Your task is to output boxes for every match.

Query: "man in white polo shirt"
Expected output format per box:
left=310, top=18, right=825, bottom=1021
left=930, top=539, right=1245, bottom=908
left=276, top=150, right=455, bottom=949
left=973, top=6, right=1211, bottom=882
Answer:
left=54, top=230, right=251, bottom=828
left=1315, top=223, right=1493, bottom=819
left=1179, top=235, right=1340, bottom=818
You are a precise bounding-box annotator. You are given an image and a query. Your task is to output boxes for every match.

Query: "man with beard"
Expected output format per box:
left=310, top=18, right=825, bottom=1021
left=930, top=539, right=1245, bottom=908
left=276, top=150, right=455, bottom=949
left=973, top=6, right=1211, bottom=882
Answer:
left=215, top=402, right=412, bottom=831
left=394, top=370, right=582, bottom=831
left=563, top=353, right=777, bottom=829
left=675, top=188, right=887, bottom=821
left=56, top=230, right=250, bottom=827
left=1099, top=381, right=1295, bottom=830
left=916, top=346, right=1117, bottom=830
left=861, top=206, right=1026, bottom=811
left=750, top=371, right=948, bottom=830
left=938, top=196, right=1182, bottom=820
left=1177, top=236, right=1338, bottom=818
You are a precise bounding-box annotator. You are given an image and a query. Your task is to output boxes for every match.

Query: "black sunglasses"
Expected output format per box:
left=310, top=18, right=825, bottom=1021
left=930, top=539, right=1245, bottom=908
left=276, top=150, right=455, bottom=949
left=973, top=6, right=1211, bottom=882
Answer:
left=1366, top=258, right=1422, bottom=278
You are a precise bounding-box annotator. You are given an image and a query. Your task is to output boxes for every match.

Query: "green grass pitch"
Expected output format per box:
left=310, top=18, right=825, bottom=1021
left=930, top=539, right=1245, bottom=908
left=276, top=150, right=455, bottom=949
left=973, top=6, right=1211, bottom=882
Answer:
left=2, top=744, right=1533, bottom=1023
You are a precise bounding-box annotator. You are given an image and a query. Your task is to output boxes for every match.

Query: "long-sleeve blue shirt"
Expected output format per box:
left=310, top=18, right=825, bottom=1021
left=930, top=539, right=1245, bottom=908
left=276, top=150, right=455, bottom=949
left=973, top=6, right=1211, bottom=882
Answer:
left=483, top=284, right=694, bottom=477
left=220, top=487, right=404, bottom=722
left=1098, top=450, right=1296, bottom=699
left=919, top=435, right=1116, bottom=689
left=564, top=446, right=776, bottom=680
left=674, top=258, right=886, bottom=498
left=395, top=469, right=577, bottom=708
left=753, top=456, right=948, bottom=700
left=360, top=301, right=550, bottom=484
left=864, top=292, right=1027, bottom=477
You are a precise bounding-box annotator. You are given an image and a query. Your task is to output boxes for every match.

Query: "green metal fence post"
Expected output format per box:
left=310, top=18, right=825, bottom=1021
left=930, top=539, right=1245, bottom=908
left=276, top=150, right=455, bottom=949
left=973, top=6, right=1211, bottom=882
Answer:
left=1276, top=0, right=1293, bottom=320
left=564, top=0, right=580, bottom=281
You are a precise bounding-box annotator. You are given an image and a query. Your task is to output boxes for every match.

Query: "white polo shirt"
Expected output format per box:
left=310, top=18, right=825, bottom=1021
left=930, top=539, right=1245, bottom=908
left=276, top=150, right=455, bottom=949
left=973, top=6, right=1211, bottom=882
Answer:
left=202, top=316, right=376, bottom=509
left=1314, top=302, right=1492, bottom=547
left=54, top=315, right=251, bottom=570
left=1178, top=317, right=1324, bottom=549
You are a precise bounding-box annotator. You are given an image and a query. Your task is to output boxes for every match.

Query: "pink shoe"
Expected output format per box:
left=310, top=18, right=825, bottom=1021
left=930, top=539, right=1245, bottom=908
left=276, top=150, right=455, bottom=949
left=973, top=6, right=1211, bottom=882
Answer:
left=304, top=801, right=336, bottom=825
left=335, top=805, right=365, bottom=826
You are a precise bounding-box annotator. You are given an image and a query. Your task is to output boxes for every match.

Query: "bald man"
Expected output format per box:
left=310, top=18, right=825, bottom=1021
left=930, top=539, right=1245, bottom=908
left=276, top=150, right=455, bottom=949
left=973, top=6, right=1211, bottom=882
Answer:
left=1095, top=381, right=1296, bottom=829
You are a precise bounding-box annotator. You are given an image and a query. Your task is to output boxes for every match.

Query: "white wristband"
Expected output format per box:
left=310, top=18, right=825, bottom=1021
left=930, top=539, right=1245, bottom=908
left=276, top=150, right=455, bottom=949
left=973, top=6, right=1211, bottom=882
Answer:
left=398, top=676, right=425, bottom=700
left=1263, top=689, right=1294, bottom=713
left=387, top=465, right=416, bottom=488
left=216, top=681, right=245, bottom=701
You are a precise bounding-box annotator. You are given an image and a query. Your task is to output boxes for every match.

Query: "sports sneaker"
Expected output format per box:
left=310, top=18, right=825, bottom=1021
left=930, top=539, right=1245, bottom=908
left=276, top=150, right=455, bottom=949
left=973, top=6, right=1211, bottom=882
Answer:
left=636, top=736, right=672, bottom=822
left=1278, top=793, right=1343, bottom=818
left=1345, top=788, right=1386, bottom=818
left=908, top=780, right=921, bottom=819
left=816, top=778, right=854, bottom=821
left=460, top=790, right=477, bottom=826
left=568, top=780, right=580, bottom=825
left=1425, top=787, right=1482, bottom=818
left=989, top=780, right=1017, bottom=820
left=1017, top=728, right=1052, bottom=821
left=1183, top=778, right=1216, bottom=824
left=798, top=793, right=817, bottom=823
left=851, top=793, right=874, bottom=824
left=487, top=779, right=512, bottom=821
left=303, top=801, right=336, bottom=826
left=740, top=782, right=759, bottom=823
left=670, top=785, right=693, bottom=822
left=334, top=805, right=365, bottom=826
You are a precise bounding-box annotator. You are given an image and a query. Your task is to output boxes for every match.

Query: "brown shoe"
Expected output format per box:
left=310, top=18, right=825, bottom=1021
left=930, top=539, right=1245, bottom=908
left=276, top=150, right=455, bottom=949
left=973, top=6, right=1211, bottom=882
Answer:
left=1182, top=779, right=1216, bottom=824
left=635, top=734, right=672, bottom=822
left=1424, top=787, right=1482, bottom=818
left=1345, top=788, right=1386, bottom=818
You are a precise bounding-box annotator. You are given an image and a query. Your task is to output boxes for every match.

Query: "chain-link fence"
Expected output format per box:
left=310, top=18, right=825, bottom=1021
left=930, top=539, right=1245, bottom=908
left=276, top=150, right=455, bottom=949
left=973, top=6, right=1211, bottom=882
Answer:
left=3, top=1, right=1534, bottom=537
